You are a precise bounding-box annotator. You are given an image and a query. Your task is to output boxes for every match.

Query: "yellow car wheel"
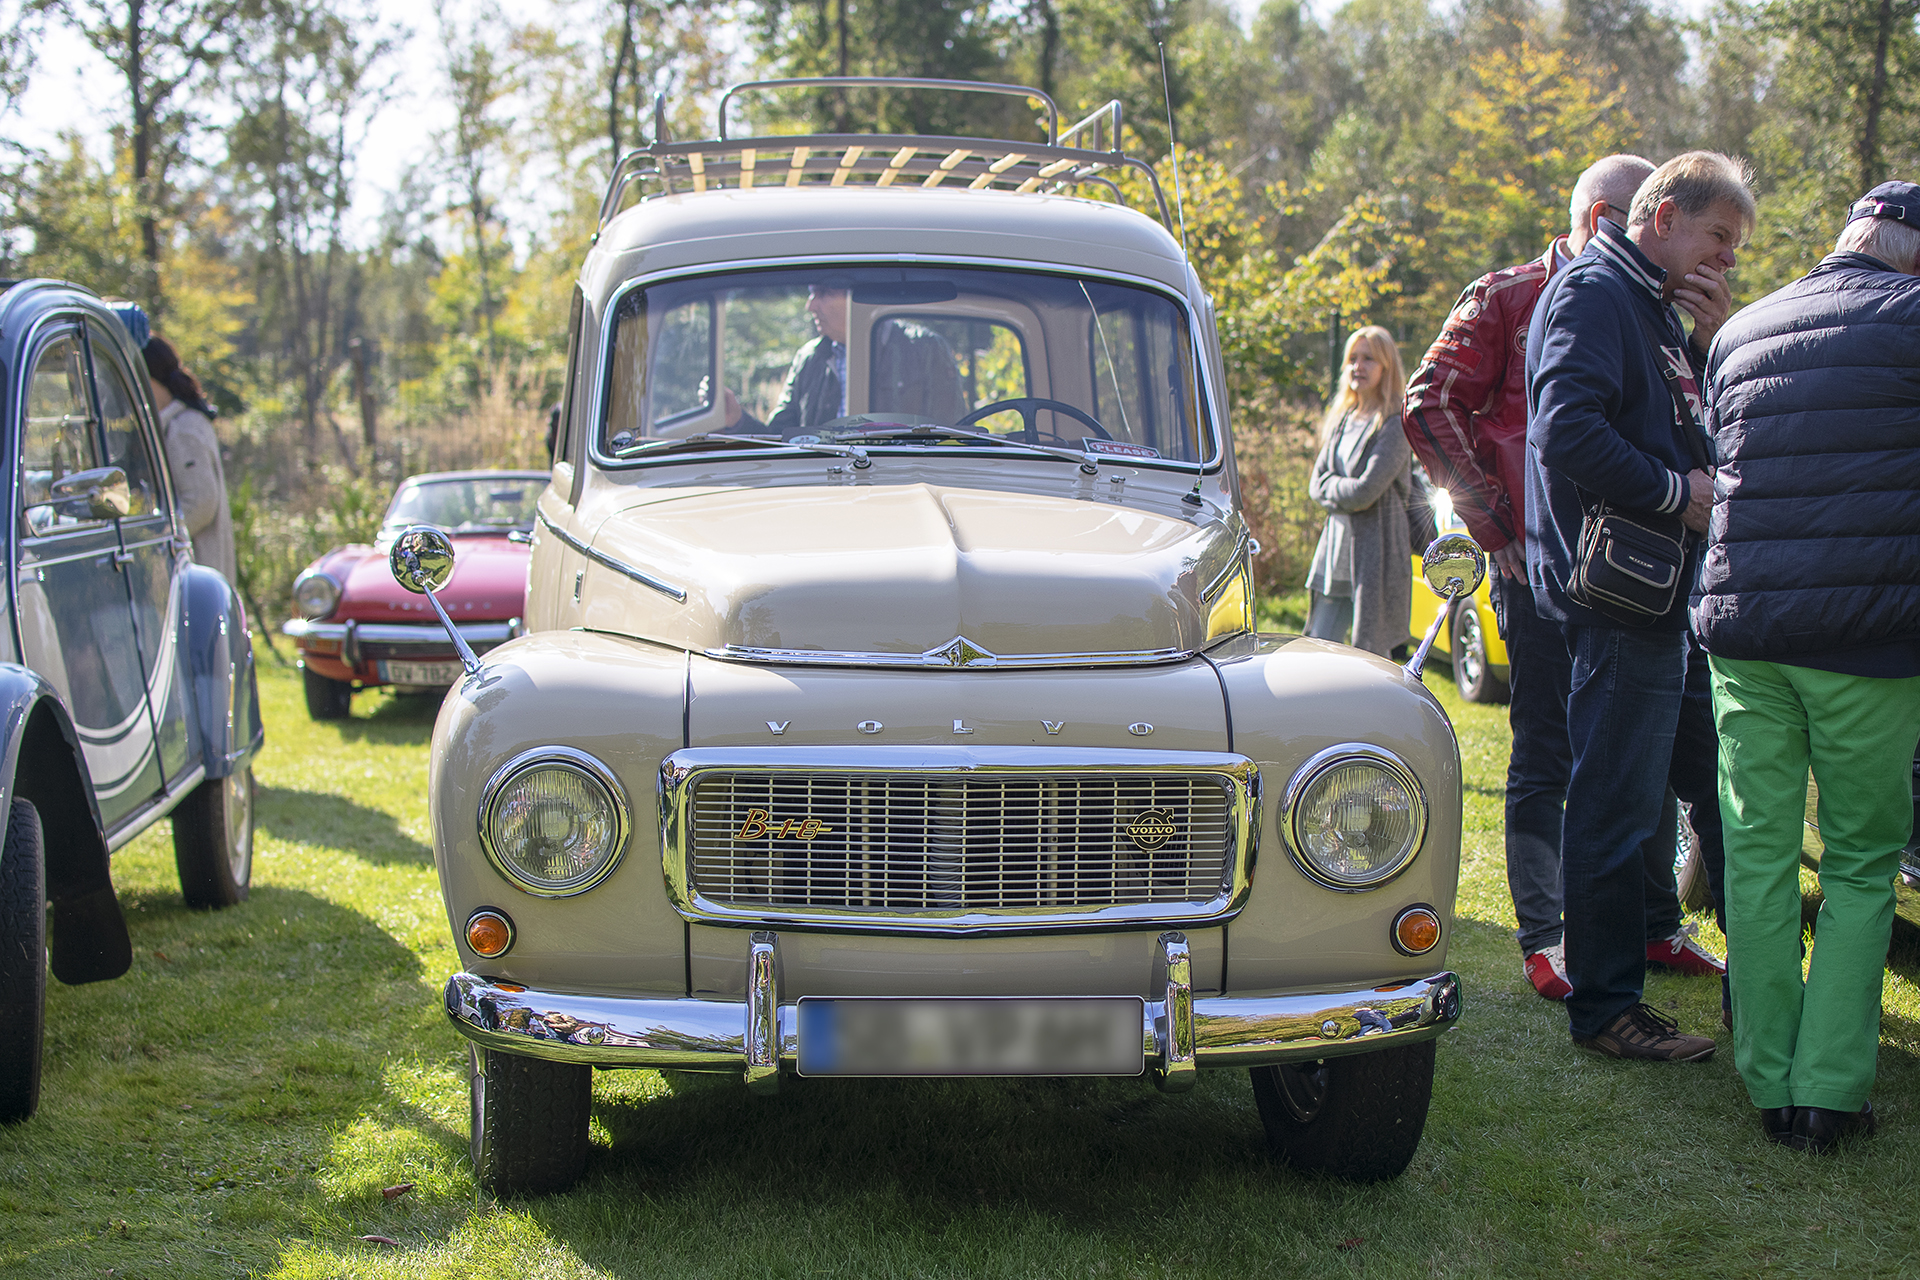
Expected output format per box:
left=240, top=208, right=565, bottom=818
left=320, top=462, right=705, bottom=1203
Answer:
left=1450, top=599, right=1509, bottom=704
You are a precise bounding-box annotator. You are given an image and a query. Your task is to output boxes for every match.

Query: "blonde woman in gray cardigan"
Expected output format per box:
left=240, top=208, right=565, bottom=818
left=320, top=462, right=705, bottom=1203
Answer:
left=143, top=336, right=237, bottom=584
left=1303, top=325, right=1414, bottom=658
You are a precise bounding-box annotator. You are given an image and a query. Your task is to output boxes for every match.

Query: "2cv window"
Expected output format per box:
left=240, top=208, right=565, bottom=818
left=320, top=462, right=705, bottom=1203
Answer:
left=600, top=266, right=1209, bottom=465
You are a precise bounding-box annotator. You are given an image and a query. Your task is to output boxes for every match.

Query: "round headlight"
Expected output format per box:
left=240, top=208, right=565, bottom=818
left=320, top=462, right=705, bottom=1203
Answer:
left=293, top=570, right=341, bottom=620
left=479, top=750, right=630, bottom=896
left=1285, top=747, right=1426, bottom=891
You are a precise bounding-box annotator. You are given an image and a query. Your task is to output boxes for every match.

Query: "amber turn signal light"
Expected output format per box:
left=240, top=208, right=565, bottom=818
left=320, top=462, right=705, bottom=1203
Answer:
left=1391, top=905, right=1441, bottom=956
left=465, top=908, right=515, bottom=958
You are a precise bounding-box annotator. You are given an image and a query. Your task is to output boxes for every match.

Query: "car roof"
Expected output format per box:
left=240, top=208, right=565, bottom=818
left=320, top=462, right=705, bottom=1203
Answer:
left=584, top=185, right=1193, bottom=302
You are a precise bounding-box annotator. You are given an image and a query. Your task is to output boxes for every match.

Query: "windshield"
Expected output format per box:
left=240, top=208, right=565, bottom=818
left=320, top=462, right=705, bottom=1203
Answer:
left=383, top=475, right=544, bottom=535
left=600, top=265, right=1208, bottom=465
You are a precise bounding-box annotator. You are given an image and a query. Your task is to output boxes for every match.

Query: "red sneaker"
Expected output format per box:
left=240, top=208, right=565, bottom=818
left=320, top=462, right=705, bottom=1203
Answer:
left=1523, top=943, right=1572, bottom=1000
left=1647, top=924, right=1726, bottom=976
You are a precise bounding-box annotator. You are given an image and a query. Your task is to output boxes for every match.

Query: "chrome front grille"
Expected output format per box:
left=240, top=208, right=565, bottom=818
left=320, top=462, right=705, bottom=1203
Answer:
left=661, top=749, right=1257, bottom=932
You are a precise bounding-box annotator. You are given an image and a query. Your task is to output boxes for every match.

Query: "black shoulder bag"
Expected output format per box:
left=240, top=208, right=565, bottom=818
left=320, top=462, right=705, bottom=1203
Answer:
left=1565, top=307, right=1713, bottom=626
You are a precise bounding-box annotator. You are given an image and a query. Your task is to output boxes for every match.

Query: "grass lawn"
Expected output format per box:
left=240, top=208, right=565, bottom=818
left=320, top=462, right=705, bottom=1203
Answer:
left=3, top=646, right=1919, bottom=1279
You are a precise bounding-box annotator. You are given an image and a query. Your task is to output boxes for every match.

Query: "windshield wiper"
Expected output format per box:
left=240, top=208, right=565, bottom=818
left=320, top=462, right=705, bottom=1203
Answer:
left=615, top=432, right=871, bottom=468
left=831, top=424, right=1098, bottom=474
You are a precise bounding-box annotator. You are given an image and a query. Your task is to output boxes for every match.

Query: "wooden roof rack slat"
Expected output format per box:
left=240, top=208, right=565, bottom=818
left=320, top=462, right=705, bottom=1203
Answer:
left=594, top=81, right=1170, bottom=233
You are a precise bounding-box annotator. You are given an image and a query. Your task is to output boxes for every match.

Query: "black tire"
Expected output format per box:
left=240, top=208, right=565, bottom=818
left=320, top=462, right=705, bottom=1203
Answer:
left=1672, top=801, right=1713, bottom=914
left=469, top=1045, right=591, bottom=1197
left=173, top=766, right=253, bottom=909
left=1450, top=600, right=1510, bottom=704
left=303, top=665, right=353, bottom=720
left=0, top=798, right=46, bottom=1124
left=1250, top=1039, right=1437, bottom=1181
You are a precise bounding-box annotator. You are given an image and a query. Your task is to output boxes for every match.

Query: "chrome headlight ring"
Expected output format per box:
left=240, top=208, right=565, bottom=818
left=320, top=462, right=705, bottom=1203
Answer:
left=292, top=569, right=342, bottom=620
left=478, top=747, right=632, bottom=897
left=1280, top=743, right=1428, bottom=893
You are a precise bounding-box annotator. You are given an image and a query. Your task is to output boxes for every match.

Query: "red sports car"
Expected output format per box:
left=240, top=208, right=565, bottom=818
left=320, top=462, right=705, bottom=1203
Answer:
left=283, top=470, right=545, bottom=718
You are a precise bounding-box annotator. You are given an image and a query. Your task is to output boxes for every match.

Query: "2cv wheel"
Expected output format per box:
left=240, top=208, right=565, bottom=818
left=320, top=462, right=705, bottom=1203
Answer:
left=1250, top=1038, right=1437, bottom=1181
left=0, top=798, right=46, bottom=1124
left=469, top=1045, right=592, bottom=1197
left=173, top=766, right=254, bottom=909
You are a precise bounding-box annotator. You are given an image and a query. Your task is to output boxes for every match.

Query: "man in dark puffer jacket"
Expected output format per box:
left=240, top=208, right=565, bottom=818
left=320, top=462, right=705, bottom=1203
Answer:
left=1696, top=180, right=1920, bottom=1153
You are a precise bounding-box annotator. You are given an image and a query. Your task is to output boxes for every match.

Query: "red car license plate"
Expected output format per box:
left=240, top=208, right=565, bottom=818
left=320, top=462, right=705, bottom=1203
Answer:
left=379, top=659, right=463, bottom=686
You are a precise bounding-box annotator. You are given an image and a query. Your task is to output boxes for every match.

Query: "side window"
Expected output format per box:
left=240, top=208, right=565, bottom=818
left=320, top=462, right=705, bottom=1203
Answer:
left=20, top=332, right=103, bottom=536
left=556, top=285, right=585, bottom=465
left=648, top=298, right=714, bottom=426
left=88, top=326, right=164, bottom=519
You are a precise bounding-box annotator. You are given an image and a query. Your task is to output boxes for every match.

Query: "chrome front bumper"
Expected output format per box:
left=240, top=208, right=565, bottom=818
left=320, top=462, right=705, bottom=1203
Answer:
left=443, top=931, right=1461, bottom=1094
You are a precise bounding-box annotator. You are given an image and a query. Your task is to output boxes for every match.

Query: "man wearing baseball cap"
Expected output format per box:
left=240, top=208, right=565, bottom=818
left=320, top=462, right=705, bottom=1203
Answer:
left=1696, top=179, right=1920, bottom=1151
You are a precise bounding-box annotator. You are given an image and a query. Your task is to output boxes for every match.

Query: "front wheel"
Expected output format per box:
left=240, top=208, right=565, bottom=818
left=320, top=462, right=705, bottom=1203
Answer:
left=303, top=665, right=353, bottom=720
left=173, top=766, right=254, bottom=909
left=469, top=1045, right=592, bottom=1197
left=0, top=798, right=46, bottom=1123
left=1250, top=1039, right=1437, bottom=1181
left=1450, top=600, right=1510, bottom=704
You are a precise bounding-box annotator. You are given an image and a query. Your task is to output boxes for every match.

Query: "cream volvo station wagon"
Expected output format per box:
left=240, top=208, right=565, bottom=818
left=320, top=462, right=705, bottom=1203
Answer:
left=395, top=78, right=1484, bottom=1196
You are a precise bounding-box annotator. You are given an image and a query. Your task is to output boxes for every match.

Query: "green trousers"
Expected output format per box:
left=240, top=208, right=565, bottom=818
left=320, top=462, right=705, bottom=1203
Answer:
left=1710, top=655, right=1920, bottom=1112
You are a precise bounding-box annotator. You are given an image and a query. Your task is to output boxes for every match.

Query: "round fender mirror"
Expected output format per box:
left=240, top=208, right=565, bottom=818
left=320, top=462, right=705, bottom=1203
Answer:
left=1421, top=532, right=1487, bottom=601
left=390, top=525, right=457, bottom=594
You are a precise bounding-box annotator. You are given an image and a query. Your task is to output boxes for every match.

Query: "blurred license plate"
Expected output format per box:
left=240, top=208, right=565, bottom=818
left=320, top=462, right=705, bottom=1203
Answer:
left=796, top=997, right=1144, bottom=1077
left=379, top=659, right=463, bottom=685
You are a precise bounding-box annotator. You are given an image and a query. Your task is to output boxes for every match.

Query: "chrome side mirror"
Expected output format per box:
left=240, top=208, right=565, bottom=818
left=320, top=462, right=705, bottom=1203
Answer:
left=1404, top=533, right=1488, bottom=682
left=389, top=525, right=481, bottom=676
left=50, top=466, right=132, bottom=519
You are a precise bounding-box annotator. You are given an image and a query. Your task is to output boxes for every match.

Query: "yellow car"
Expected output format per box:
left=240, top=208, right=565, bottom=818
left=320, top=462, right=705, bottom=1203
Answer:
left=1411, top=486, right=1509, bottom=703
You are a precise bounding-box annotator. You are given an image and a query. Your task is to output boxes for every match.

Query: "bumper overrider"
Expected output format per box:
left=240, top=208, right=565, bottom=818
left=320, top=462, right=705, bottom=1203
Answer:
left=444, top=931, right=1462, bottom=1094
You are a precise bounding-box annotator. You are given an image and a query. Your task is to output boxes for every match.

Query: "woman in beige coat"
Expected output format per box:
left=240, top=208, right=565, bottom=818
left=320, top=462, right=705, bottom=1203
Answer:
left=142, top=336, right=237, bottom=584
left=1302, top=325, right=1414, bottom=658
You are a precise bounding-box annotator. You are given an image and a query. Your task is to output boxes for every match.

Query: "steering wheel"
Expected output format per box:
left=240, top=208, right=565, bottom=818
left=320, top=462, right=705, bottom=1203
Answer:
left=957, top=397, right=1113, bottom=444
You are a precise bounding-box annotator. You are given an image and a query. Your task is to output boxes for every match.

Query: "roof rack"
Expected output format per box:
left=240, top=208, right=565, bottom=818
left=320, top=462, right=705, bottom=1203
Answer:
left=596, top=76, right=1171, bottom=234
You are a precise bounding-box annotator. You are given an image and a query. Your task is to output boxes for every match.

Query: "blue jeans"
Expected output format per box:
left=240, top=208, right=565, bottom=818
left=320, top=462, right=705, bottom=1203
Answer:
left=1559, top=622, right=1689, bottom=1038
left=1496, top=576, right=1698, bottom=955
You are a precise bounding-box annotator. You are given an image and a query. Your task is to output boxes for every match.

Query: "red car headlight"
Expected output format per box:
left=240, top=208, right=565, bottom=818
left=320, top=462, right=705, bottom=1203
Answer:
left=293, top=570, right=342, bottom=619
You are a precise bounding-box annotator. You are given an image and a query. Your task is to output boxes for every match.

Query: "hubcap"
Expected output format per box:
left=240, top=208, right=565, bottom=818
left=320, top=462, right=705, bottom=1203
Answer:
left=1456, top=607, right=1485, bottom=685
left=225, top=768, right=254, bottom=884
left=1274, top=1061, right=1330, bottom=1123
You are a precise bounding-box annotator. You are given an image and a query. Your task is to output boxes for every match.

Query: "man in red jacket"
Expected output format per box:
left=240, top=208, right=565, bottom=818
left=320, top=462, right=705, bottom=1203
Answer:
left=1403, top=154, right=1731, bottom=1000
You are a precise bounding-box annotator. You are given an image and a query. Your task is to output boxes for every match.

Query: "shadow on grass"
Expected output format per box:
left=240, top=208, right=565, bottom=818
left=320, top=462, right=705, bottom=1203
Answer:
left=327, top=689, right=444, bottom=747
left=256, top=785, right=434, bottom=866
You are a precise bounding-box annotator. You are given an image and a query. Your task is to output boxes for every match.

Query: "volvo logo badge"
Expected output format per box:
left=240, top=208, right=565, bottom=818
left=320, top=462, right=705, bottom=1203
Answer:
left=1125, top=807, right=1177, bottom=851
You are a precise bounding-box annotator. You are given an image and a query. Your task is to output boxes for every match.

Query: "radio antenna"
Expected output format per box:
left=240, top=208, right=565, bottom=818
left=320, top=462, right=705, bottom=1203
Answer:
left=1158, top=40, right=1189, bottom=255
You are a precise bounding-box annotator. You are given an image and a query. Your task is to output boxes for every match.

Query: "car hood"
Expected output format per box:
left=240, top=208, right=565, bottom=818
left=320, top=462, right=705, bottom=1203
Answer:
left=577, top=483, right=1244, bottom=662
left=331, top=534, right=529, bottom=623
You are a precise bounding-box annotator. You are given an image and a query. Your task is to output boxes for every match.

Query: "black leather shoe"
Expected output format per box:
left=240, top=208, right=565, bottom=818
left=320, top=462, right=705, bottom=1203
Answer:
left=1760, top=1107, right=1795, bottom=1144
left=1789, top=1101, right=1876, bottom=1153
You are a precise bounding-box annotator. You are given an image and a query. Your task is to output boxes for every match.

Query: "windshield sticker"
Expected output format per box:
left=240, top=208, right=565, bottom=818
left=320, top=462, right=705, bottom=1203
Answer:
left=1081, top=439, right=1160, bottom=459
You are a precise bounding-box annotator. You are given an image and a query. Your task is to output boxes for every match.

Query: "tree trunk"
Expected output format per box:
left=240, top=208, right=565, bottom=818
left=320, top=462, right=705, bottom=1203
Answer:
left=126, top=0, right=160, bottom=306
left=834, top=0, right=848, bottom=131
left=609, top=0, right=636, bottom=160
left=349, top=338, right=378, bottom=451
left=1857, top=0, right=1896, bottom=193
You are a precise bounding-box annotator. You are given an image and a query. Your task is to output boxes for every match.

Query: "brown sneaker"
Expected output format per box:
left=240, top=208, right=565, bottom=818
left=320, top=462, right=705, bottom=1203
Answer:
left=1572, top=1003, right=1716, bottom=1062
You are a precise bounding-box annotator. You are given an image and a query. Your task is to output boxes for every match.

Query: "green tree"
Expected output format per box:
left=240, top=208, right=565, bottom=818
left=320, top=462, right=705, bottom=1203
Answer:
left=55, top=0, right=246, bottom=309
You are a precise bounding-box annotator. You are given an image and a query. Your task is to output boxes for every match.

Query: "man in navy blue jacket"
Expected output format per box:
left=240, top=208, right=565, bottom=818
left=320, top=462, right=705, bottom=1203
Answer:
left=1524, top=151, right=1753, bottom=1062
left=1696, top=182, right=1920, bottom=1150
